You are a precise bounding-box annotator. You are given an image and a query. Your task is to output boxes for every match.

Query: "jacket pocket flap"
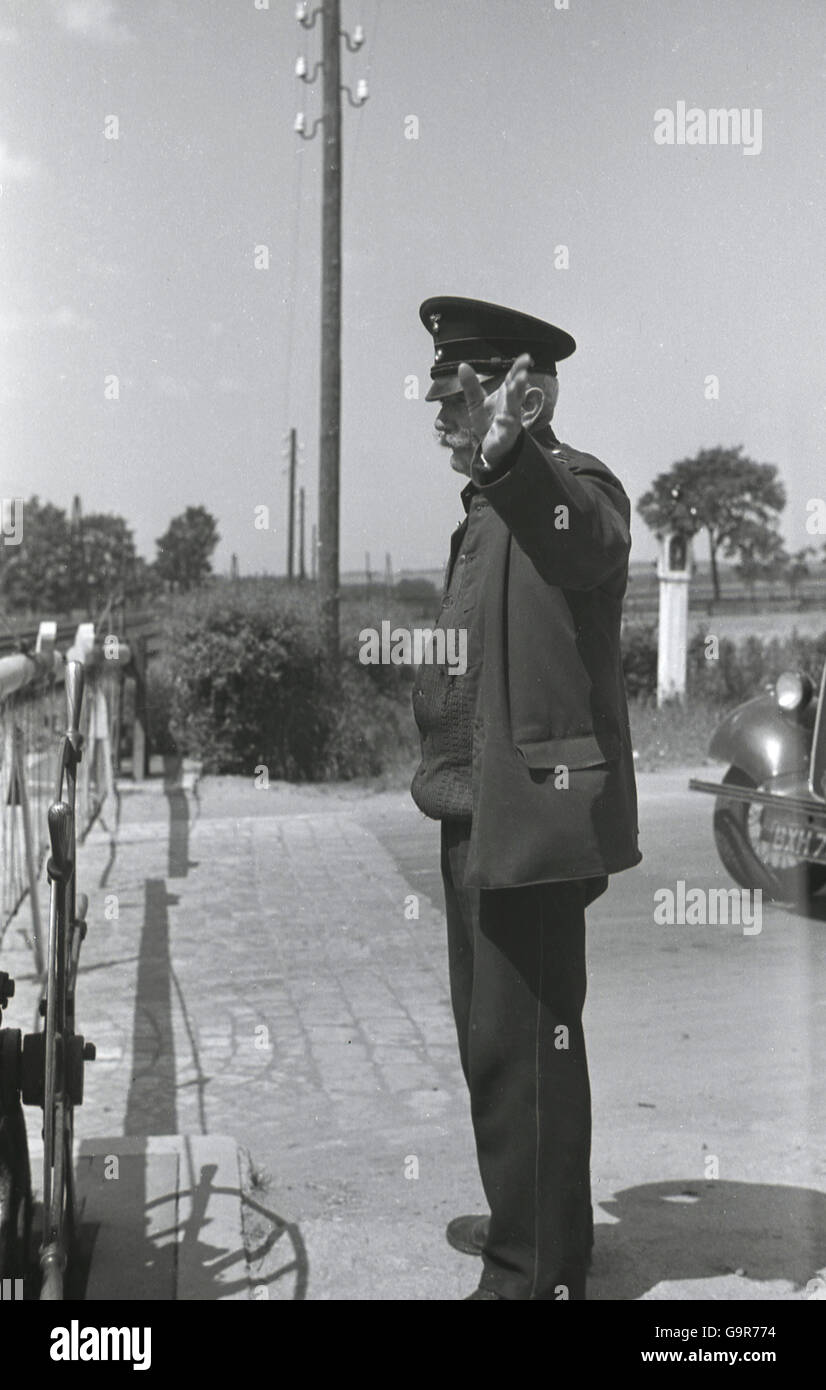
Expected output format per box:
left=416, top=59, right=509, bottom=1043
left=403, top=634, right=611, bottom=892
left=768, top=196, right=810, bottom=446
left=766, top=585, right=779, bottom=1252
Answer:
left=516, top=732, right=619, bottom=770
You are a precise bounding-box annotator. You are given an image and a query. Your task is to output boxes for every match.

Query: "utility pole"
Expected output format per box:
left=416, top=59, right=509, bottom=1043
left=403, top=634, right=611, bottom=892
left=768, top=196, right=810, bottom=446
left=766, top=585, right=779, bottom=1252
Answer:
left=299, top=487, right=306, bottom=581
left=318, top=0, right=341, bottom=651
left=295, top=2, right=368, bottom=664
left=287, top=426, right=297, bottom=580
left=311, top=523, right=318, bottom=581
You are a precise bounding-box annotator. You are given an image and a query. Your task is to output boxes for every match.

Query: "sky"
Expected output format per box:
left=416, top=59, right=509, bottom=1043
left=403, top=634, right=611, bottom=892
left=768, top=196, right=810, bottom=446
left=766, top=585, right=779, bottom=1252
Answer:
left=1, top=0, right=824, bottom=580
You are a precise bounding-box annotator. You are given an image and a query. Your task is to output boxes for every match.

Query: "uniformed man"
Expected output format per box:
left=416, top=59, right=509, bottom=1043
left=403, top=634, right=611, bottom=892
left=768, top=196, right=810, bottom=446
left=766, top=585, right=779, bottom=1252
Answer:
left=411, top=296, right=642, bottom=1301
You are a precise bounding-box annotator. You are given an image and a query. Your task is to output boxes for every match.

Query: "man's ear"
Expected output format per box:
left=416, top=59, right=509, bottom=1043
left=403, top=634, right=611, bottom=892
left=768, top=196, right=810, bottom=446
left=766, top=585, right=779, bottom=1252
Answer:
left=520, top=385, right=545, bottom=428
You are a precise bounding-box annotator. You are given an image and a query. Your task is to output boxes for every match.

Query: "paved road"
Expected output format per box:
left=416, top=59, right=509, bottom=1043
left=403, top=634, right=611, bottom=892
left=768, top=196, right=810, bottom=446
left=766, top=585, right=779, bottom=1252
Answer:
left=3, top=767, right=824, bottom=1300
left=360, top=776, right=826, bottom=1302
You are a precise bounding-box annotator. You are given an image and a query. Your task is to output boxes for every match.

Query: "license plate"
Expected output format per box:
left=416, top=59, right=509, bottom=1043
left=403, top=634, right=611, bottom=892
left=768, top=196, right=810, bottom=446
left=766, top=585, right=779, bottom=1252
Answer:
left=760, top=819, right=826, bottom=863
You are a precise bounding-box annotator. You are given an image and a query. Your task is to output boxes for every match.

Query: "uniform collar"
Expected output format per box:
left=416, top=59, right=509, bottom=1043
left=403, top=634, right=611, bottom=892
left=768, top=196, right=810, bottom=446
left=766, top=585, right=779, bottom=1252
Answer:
left=531, top=422, right=560, bottom=450
left=460, top=480, right=477, bottom=514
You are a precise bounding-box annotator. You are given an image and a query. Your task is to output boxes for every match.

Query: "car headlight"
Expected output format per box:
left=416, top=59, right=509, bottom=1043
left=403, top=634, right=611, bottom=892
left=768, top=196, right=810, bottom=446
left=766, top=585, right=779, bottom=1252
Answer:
left=775, top=670, right=814, bottom=712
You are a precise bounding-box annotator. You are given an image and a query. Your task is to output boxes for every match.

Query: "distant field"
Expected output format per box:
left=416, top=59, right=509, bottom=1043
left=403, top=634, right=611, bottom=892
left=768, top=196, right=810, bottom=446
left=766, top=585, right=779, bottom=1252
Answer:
left=685, top=610, right=826, bottom=643
left=619, top=607, right=825, bottom=645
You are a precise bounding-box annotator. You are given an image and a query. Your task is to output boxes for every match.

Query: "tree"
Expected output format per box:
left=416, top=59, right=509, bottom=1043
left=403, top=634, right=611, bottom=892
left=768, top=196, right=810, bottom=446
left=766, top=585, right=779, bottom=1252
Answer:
left=737, top=551, right=762, bottom=605
left=155, top=506, right=219, bottom=591
left=131, top=556, right=164, bottom=605
left=735, top=522, right=788, bottom=603
left=785, top=545, right=815, bottom=602
left=637, top=447, right=786, bottom=601
left=0, top=496, right=73, bottom=613
left=69, top=511, right=139, bottom=614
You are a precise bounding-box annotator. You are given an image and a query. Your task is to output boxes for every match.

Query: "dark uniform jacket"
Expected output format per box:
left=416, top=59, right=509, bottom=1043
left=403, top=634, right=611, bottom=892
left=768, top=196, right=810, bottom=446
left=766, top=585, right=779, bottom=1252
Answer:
left=456, top=422, right=642, bottom=889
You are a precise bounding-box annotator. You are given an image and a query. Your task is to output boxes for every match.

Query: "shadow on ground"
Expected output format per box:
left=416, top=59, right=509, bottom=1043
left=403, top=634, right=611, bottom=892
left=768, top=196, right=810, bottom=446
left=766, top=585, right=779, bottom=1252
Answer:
left=590, top=1179, right=826, bottom=1300
left=68, top=1147, right=253, bottom=1300
left=199, top=1176, right=826, bottom=1301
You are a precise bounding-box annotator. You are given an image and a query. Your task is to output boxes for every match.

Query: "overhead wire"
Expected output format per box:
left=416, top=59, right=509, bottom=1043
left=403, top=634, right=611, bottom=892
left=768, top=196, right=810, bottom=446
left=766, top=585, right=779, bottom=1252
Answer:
left=281, top=8, right=312, bottom=436
left=348, top=0, right=382, bottom=183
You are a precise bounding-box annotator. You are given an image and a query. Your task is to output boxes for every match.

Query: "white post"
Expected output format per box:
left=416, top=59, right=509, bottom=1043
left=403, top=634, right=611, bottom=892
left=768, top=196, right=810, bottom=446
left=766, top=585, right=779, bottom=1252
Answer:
left=657, top=532, right=692, bottom=705
left=67, top=621, right=96, bottom=664
left=35, top=620, right=57, bottom=658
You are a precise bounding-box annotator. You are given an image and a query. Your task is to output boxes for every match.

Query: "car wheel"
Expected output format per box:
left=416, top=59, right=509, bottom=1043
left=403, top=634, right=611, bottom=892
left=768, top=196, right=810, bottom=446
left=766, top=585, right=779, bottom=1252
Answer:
left=713, top=765, right=826, bottom=903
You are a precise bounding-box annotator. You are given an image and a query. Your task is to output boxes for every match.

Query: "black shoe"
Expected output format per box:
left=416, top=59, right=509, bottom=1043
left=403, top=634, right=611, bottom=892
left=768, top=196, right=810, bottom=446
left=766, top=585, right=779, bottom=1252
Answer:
left=464, top=1287, right=503, bottom=1300
left=447, top=1212, right=595, bottom=1268
left=446, top=1213, right=489, bottom=1256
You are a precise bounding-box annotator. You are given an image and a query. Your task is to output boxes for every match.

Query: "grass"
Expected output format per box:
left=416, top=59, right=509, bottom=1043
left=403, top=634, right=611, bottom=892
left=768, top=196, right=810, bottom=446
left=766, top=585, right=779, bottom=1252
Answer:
left=628, top=696, right=723, bottom=771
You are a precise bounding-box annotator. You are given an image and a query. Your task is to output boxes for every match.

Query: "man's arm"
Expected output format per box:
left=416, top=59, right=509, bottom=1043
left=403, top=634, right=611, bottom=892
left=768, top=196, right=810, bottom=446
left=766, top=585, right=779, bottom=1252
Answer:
left=456, top=353, right=630, bottom=591
left=472, top=430, right=631, bottom=591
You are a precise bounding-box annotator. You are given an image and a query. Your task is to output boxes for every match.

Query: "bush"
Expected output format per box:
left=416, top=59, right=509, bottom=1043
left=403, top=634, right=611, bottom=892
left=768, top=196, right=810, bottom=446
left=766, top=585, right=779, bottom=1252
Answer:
left=321, top=657, right=419, bottom=779
left=167, top=587, right=326, bottom=777
left=620, top=623, right=826, bottom=707
left=154, top=581, right=417, bottom=780
left=620, top=623, right=658, bottom=700
left=687, top=628, right=826, bottom=704
left=395, top=577, right=439, bottom=604
left=341, top=594, right=421, bottom=701
left=145, top=653, right=179, bottom=756
left=146, top=578, right=826, bottom=782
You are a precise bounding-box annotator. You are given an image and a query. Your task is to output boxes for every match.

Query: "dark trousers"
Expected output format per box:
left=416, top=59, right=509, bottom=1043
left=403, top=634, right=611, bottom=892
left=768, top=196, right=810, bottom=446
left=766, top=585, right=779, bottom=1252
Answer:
left=441, top=819, right=602, bottom=1301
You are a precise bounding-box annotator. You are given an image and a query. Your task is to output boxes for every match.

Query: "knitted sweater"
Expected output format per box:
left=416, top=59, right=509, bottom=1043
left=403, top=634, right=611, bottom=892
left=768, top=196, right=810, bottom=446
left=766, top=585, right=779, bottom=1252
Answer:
left=410, top=487, right=497, bottom=819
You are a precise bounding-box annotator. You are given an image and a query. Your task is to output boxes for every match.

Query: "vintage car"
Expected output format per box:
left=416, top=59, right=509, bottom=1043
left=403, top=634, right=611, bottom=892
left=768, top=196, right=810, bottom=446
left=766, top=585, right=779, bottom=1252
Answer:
left=690, top=662, right=826, bottom=903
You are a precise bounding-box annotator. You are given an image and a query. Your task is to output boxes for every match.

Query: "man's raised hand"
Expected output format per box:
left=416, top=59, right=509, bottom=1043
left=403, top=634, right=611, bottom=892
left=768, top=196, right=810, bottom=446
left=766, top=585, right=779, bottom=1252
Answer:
left=458, top=352, right=534, bottom=467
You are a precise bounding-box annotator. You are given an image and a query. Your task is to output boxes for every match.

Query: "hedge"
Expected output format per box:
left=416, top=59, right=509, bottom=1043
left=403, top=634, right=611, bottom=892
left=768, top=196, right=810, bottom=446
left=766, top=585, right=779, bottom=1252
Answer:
left=144, top=579, right=826, bottom=779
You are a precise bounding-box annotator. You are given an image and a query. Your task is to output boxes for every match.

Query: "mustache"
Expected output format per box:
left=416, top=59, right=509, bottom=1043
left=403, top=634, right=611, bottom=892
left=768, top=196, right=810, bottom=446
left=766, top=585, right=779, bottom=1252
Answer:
left=436, top=427, right=473, bottom=449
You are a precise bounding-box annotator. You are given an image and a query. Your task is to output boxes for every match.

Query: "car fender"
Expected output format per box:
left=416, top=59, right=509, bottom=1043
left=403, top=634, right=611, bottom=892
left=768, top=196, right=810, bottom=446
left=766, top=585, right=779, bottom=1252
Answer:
left=709, top=692, right=811, bottom=785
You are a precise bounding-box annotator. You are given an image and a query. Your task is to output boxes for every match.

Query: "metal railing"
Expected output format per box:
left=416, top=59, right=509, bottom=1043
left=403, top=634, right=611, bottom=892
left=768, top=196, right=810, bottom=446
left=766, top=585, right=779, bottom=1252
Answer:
left=0, top=623, right=128, bottom=955
left=0, top=658, right=98, bottom=1298
left=0, top=615, right=154, bottom=1298
left=1, top=627, right=63, bottom=961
